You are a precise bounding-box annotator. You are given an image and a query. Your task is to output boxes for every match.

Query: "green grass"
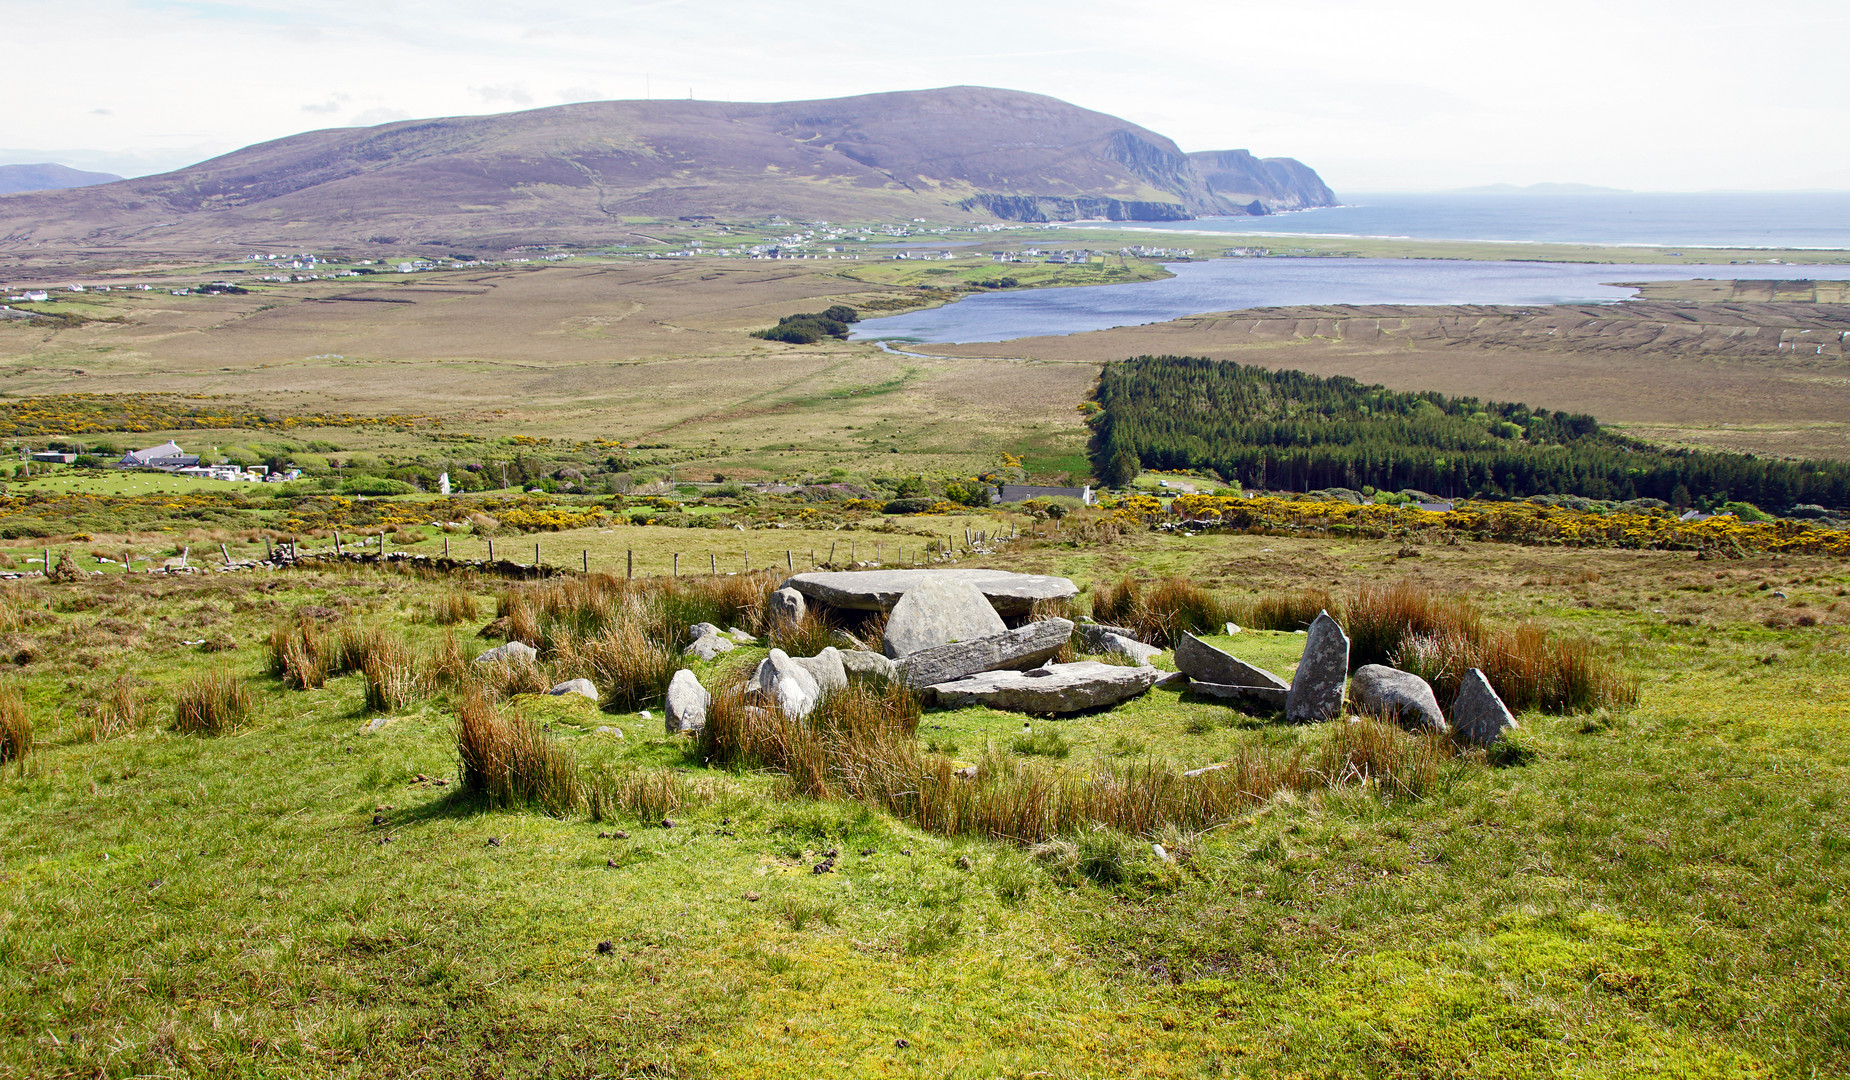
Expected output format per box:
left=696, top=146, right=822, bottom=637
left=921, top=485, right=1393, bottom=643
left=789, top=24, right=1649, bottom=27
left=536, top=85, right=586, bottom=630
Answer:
left=0, top=530, right=1847, bottom=1076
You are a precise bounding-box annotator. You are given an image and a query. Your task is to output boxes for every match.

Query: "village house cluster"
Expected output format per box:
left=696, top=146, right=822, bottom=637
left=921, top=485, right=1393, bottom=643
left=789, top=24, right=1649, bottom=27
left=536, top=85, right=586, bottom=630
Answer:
left=116, top=441, right=301, bottom=484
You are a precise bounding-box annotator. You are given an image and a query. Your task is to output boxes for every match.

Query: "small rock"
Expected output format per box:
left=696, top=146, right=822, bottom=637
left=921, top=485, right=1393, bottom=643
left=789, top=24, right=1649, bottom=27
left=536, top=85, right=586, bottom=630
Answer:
left=547, top=678, right=599, bottom=703
left=611, top=830, right=631, bottom=840
left=486, top=837, right=501, bottom=847
left=639, top=709, right=653, bottom=721
left=727, top=627, right=758, bottom=644
left=1224, top=622, right=1242, bottom=635
left=371, top=814, right=386, bottom=826
left=744, top=891, right=761, bottom=902
left=474, top=640, right=538, bottom=665
left=1152, top=843, right=1172, bottom=862
left=593, top=725, right=624, bottom=737
left=661, top=818, right=675, bottom=829
left=596, top=940, right=614, bottom=954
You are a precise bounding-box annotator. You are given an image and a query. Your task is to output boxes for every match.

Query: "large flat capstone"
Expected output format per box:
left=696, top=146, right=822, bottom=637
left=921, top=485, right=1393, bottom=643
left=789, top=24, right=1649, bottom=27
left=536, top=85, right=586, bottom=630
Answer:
left=925, top=661, right=1158, bottom=715
left=779, top=569, right=1078, bottom=617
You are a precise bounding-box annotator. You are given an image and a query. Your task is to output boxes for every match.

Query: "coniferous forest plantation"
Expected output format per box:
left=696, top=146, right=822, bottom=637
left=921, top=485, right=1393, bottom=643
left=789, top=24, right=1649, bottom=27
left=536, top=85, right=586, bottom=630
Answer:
left=1089, top=355, right=1850, bottom=508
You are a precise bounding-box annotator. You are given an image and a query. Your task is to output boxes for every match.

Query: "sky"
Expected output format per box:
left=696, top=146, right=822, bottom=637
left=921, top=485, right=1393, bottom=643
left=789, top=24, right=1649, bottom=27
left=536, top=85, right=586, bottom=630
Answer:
left=2, top=0, right=1845, bottom=193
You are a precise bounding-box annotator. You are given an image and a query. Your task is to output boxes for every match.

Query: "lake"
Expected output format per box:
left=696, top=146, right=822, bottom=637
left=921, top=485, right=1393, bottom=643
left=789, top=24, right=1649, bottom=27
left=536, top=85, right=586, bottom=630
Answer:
left=852, top=258, right=1850, bottom=345
left=1101, top=191, right=1850, bottom=250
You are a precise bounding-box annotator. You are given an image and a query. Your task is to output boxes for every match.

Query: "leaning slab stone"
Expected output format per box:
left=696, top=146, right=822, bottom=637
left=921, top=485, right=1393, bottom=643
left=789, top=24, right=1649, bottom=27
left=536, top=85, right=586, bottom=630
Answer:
left=548, top=678, right=600, bottom=704
left=790, top=647, right=848, bottom=696
left=1451, top=667, right=1518, bottom=747
left=1350, top=664, right=1446, bottom=733
left=1153, top=670, right=1190, bottom=690
left=1173, top=631, right=1289, bottom=689
left=767, top=587, right=807, bottom=629
left=1076, top=623, right=1161, bottom=666
left=780, top=568, right=1078, bottom=617
left=1284, top=611, right=1349, bottom=723
left=882, top=577, right=1007, bottom=658
left=755, top=649, right=820, bottom=719
left=474, top=641, right=538, bottom=665
left=837, top=649, right=898, bottom=682
left=665, top=669, right=710, bottom=734
left=896, top=618, right=1074, bottom=689
left=1188, top=681, right=1289, bottom=708
left=924, top=661, right=1158, bottom=715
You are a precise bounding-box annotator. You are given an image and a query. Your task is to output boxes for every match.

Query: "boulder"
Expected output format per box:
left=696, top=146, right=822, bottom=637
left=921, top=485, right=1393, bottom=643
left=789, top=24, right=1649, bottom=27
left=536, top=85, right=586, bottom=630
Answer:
left=1284, top=611, right=1349, bottom=723
left=547, top=678, right=600, bottom=704
left=767, top=587, right=807, bottom=629
left=790, top=647, right=848, bottom=696
left=1174, top=632, right=1289, bottom=689
left=1076, top=623, right=1161, bottom=666
left=474, top=640, right=538, bottom=665
left=1451, top=668, right=1518, bottom=747
left=1350, top=664, right=1446, bottom=733
left=882, top=577, right=1007, bottom=658
left=664, top=669, right=710, bottom=734
left=687, top=622, right=723, bottom=643
left=727, top=627, right=758, bottom=644
left=780, top=568, right=1078, bottom=617
left=896, top=618, right=1074, bottom=689
left=925, top=661, right=1158, bottom=714
left=683, top=630, right=734, bottom=661
left=838, top=649, right=898, bottom=682
left=1187, top=681, right=1289, bottom=708
left=755, top=649, right=820, bottom=719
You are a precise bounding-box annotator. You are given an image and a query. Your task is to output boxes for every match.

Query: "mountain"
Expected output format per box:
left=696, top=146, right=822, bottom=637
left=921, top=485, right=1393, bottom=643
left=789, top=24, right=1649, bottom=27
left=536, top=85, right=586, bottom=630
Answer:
left=0, top=163, right=124, bottom=195
left=0, top=87, right=1333, bottom=255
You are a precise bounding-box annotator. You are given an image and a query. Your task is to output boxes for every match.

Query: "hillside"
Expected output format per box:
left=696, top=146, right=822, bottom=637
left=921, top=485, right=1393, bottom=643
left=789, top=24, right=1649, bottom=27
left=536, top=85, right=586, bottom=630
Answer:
left=0, top=162, right=123, bottom=195
left=0, top=87, right=1331, bottom=255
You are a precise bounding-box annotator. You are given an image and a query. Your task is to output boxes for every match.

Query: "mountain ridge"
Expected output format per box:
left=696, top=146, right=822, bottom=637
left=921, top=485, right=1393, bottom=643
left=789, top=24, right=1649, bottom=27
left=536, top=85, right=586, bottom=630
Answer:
left=0, top=163, right=124, bottom=196
left=0, top=87, right=1334, bottom=253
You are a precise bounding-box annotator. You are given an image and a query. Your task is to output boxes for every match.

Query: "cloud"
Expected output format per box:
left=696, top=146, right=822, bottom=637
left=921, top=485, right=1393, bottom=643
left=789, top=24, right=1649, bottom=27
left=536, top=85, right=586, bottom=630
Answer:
left=468, top=84, right=533, bottom=106
left=302, top=94, right=351, bottom=114
left=349, top=107, right=411, bottom=127
left=557, top=86, right=605, bottom=104
left=90, top=108, right=113, bottom=116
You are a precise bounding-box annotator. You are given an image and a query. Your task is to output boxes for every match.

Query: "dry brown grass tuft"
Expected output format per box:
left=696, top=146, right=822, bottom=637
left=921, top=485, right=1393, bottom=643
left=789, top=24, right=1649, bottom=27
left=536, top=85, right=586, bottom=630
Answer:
left=1345, top=579, right=1484, bottom=670
left=555, top=619, right=674, bottom=710
left=427, top=629, right=471, bottom=690
left=455, top=689, right=580, bottom=815
left=172, top=672, right=253, bottom=735
left=266, top=615, right=330, bottom=689
left=0, top=687, right=29, bottom=763
left=431, top=589, right=479, bottom=626
left=585, top=767, right=728, bottom=822
left=88, top=674, right=147, bottom=742
left=767, top=607, right=837, bottom=658
left=1090, top=575, right=1236, bottom=645
left=362, top=634, right=423, bottom=713
left=1235, top=587, right=1337, bottom=632
left=1394, top=623, right=1636, bottom=714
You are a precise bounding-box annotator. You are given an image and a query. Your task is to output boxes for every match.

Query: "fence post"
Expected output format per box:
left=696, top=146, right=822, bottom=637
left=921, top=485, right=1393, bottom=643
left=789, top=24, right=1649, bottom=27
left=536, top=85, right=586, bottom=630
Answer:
left=583, top=549, right=588, bottom=572
left=443, top=537, right=449, bottom=558
left=488, top=538, right=494, bottom=561
left=674, top=552, right=679, bottom=577
left=221, top=542, right=231, bottom=566
left=710, top=553, right=716, bottom=575
left=334, top=530, right=342, bottom=554
left=828, top=541, right=836, bottom=565
left=535, top=541, right=540, bottom=566
left=627, top=549, right=634, bottom=579
left=786, top=550, right=792, bottom=571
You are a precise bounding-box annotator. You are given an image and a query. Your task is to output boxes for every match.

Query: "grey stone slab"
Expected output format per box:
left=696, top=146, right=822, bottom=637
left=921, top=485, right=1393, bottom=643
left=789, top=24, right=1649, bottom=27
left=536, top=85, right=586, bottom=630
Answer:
left=882, top=577, right=1007, bottom=658
left=664, top=669, right=709, bottom=734
left=1174, top=631, right=1289, bottom=689
left=474, top=641, right=538, bottom=665
left=779, top=568, right=1077, bottom=616
left=896, top=618, right=1073, bottom=689
left=1188, top=681, right=1289, bottom=708
left=790, top=647, right=848, bottom=696
left=1451, top=667, right=1518, bottom=746
left=838, top=649, right=898, bottom=682
left=1285, top=611, right=1349, bottom=723
left=547, top=678, right=599, bottom=704
left=924, top=661, right=1158, bottom=714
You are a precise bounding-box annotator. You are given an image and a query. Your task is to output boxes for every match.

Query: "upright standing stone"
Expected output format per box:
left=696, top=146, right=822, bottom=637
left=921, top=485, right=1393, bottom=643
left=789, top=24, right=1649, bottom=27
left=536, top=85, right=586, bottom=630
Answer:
left=768, top=587, right=806, bottom=630
left=1285, top=610, right=1349, bottom=723
left=790, top=647, right=848, bottom=696
left=664, top=669, right=710, bottom=734
left=755, top=649, right=821, bottom=719
left=1451, top=667, right=1518, bottom=746
left=881, top=577, right=1007, bottom=658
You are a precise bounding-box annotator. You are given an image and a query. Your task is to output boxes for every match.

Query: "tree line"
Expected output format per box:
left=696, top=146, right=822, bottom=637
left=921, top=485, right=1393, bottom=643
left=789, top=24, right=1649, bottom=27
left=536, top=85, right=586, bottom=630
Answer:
left=1088, top=356, right=1850, bottom=510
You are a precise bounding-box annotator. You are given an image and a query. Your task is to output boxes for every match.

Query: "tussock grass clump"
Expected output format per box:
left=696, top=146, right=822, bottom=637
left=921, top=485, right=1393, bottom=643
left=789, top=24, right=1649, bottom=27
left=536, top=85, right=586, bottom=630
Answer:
left=172, top=672, right=253, bottom=735
left=265, top=615, right=331, bottom=689
left=361, top=634, right=423, bottom=713
left=1090, top=575, right=1236, bottom=645
left=431, top=589, right=479, bottom=626
left=1345, top=579, right=1484, bottom=669
left=455, top=690, right=580, bottom=815
left=469, top=652, right=552, bottom=702
left=1395, top=624, right=1636, bottom=714
left=427, top=630, right=471, bottom=690
left=1235, top=587, right=1337, bottom=631
left=88, top=674, right=146, bottom=742
left=0, top=687, right=30, bottom=764
left=555, top=620, right=674, bottom=710
left=585, top=767, right=728, bottom=822
left=767, top=607, right=837, bottom=658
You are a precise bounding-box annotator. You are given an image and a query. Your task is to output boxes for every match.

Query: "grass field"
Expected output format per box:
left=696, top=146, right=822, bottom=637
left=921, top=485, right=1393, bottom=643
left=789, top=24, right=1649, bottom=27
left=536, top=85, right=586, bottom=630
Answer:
left=1, top=519, right=1847, bottom=1077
